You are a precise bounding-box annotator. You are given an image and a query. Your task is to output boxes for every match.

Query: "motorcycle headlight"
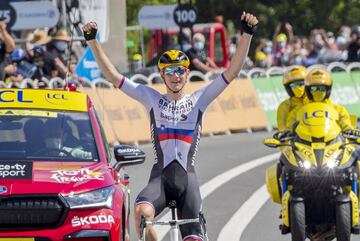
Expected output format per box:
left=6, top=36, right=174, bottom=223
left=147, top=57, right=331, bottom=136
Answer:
left=302, top=160, right=312, bottom=169
left=326, top=159, right=338, bottom=169
left=63, top=186, right=114, bottom=209
left=325, top=158, right=341, bottom=169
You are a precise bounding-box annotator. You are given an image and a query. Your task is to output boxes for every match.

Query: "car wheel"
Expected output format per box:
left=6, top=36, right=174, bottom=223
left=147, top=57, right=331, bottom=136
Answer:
left=121, top=205, right=126, bottom=241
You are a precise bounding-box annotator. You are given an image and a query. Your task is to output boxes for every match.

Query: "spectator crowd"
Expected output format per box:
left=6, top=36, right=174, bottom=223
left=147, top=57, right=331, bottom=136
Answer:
left=251, top=22, right=360, bottom=68
left=0, top=19, right=79, bottom=87
left=0, top=17, right=359, bottom=87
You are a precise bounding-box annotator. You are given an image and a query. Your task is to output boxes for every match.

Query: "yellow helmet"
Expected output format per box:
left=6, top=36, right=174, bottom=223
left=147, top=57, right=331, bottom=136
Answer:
left=283, top=65, right=308, bottom=98
left=283, top=65, right=308, bottom=85
left=158, top=50, right=190, bottom=71
left=305, top=68, right=332, bottom=87
left=255, top=51, right=267, bottom=61
left=133, top=53, right=142, bottom=61
left=305, top=68, right=333, bottom=102
left=276, top=33, right=287, bottom=42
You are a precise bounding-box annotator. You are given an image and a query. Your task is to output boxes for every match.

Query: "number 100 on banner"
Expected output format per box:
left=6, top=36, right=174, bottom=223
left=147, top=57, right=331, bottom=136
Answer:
left=173, top=4, right=198, bottom=28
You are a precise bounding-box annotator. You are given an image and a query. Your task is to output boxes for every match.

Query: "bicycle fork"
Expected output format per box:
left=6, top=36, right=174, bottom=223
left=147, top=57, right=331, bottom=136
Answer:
left=169, top=204, right=179, bottom=241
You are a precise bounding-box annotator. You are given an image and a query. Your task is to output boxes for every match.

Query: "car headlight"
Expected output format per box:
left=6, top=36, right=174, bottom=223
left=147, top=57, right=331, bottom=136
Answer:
left=63, top=186, right=114, bottom=209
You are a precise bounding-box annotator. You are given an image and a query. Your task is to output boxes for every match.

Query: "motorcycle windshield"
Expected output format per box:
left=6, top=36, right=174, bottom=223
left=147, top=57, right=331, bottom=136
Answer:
left=295, top=103, right=341, bottom=142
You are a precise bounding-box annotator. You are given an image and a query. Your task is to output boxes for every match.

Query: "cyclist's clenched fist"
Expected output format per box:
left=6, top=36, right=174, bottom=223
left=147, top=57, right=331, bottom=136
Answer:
left=82, top=21, right=98, bottom=41
left=240, top=11, right=259, bottom=35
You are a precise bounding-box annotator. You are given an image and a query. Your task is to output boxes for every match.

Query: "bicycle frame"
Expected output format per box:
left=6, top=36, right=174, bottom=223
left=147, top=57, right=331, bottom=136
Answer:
left=139, top=202, right=206, bottom=241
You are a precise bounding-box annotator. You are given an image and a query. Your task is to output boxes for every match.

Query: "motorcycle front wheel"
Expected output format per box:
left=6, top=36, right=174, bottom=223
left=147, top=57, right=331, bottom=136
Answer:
left=290, top=201, right=306, bottom=241
left=336, top=201, right=351, bottom=241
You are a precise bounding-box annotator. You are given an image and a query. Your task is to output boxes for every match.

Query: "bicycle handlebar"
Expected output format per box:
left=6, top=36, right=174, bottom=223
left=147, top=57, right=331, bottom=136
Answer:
left=146, top=218, right=200, bottom=226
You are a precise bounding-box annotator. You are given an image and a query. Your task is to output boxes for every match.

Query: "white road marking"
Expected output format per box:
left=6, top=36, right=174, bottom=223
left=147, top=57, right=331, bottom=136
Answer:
left=156, top=153, right=279, bottom=240
left=217, top=185, right=269, bottom=241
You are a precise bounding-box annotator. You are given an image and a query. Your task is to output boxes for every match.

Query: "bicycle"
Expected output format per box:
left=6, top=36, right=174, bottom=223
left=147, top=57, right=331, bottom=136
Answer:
left=139, top=200, right=208, bottom=241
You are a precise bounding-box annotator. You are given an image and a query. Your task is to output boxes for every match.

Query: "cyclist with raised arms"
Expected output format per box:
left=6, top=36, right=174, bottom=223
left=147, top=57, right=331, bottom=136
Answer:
left=82, top=11, right=258, bottom=241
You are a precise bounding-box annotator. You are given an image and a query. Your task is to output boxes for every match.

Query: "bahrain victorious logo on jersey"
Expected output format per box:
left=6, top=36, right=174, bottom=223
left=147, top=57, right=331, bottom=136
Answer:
left=158, top=98, right=193, bottom=114
left=158, top=97, right=193, bottom=122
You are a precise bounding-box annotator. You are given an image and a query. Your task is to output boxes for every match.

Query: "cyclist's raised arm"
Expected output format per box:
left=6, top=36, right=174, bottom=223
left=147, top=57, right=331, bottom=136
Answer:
left=223, top=12, right=258, bottom=83
left=82, top=22, right=123, bottom=87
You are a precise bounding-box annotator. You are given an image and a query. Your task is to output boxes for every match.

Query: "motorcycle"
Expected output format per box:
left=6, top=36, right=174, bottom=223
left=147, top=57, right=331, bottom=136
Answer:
left=264, top=102, right=360, bottom=241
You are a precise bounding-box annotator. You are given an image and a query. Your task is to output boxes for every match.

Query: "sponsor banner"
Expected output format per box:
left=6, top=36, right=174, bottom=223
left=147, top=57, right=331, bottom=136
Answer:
left=216, top=82, right=250, bottom=131
left=232, top=79, right=268, bottom=129
left=185, top=82, right=229, bottom=134
left=96, top=88, right=148, bottom=143
left=330, top=72, right=360, bottom=116
left=173, top=4, right=198, bottom=28
left=0, top=161, right=32, bottom=179
left=252, top=75, right=290, bottom=127
left=75, top=46, right=102, bottom=81
left=251, top=71, right=360, bottom=128
left=78, top=0, right=109, bottom=43
left=81, top=79, right=268, bottom=143
left=138, top=5, right=177, bottom=30
left=0, top=1, right=59, bottom=30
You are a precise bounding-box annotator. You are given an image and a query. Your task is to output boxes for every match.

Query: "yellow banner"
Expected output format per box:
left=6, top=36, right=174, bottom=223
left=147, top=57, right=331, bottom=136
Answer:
left=0, top=89, right=87, bottom=112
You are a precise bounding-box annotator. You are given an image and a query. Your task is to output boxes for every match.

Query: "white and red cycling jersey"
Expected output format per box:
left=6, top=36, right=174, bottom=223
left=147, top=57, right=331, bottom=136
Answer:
left=118, top=73, right=229, bottom=175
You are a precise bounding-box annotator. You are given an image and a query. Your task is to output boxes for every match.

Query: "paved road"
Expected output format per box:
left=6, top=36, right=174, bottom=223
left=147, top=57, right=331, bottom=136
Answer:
left=124, top=132, right=360, bottom=241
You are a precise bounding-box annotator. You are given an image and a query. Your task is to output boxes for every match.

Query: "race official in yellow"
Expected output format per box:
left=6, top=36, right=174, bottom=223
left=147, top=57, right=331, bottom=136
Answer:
left=287, top=68, right=355, bottom=132
left=276, top=65, right=308, bottom=131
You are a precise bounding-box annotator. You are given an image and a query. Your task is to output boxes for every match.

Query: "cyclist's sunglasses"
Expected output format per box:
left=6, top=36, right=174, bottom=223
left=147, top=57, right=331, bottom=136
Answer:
left=289, top=80, right=304, bottom=88
left=309, top=86, right=328, bottom=92
left=163, top=66, right=187, bottom=76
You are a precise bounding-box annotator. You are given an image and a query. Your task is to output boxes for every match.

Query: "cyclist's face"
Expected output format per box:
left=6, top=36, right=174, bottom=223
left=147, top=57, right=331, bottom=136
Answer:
left=161, top=66, right=189, bottom=92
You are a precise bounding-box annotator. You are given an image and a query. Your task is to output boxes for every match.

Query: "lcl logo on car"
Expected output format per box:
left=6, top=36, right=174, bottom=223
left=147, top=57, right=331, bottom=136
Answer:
left=0, top=186, right=7, bottom=194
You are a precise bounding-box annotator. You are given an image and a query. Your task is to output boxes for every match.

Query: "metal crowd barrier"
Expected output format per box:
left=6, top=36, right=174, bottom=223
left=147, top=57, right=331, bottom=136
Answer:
left=0, top=62, right=359, bottom=144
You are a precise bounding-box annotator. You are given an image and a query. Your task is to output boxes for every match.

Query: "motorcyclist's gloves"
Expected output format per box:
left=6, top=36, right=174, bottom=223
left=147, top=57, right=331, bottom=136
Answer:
left=343, top=129, right=360, bottom=139
left=273, top=130, right=292, bottom=141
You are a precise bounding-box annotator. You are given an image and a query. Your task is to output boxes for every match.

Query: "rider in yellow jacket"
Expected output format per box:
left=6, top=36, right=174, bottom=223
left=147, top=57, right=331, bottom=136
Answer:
left=286, top=68, right=355, bottom=132
left=276, top=65, right=308, bottom=132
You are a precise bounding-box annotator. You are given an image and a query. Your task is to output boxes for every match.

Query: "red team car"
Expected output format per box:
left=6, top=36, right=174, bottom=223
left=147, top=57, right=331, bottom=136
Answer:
left=0, top=88, right=145, bottom=241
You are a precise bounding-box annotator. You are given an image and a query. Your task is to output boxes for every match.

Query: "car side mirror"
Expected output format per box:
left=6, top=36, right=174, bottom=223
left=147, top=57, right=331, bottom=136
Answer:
left=114, top=144, right=145, bottom=166
left=263, top=138, right=290, bottom=148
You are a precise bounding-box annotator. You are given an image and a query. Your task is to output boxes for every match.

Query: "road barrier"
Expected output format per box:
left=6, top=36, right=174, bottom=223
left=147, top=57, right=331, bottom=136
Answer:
left=251, top=63, right=360, bottom=127
left=80, top=78, right=268, bottom=143
left=1, top=62, right=358, bottom=143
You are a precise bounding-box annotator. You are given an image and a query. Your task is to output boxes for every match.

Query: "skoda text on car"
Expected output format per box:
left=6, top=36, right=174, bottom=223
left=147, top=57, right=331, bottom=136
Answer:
left=0, top=88, right=145, bottom=241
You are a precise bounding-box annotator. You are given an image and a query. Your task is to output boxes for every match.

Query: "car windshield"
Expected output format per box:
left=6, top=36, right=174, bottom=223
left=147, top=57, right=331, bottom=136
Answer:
left=0, top=109, right=99, bottom=161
